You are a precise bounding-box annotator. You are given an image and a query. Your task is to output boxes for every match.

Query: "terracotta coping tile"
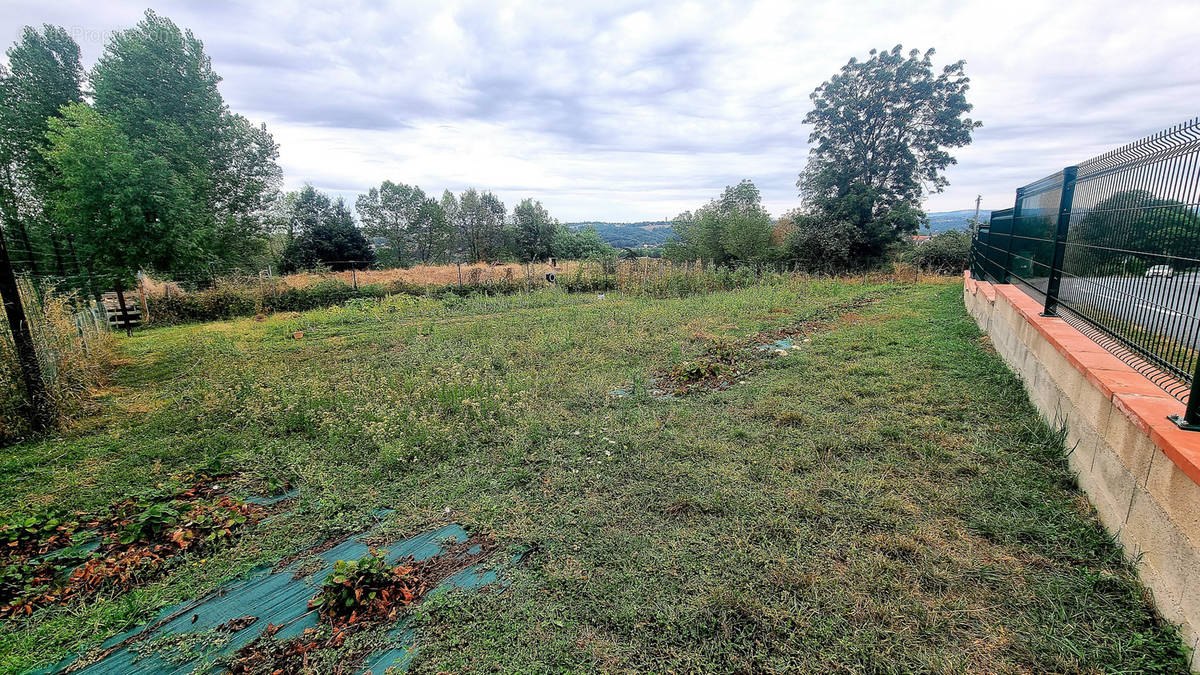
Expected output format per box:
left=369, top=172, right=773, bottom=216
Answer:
left=1085, top=368, right=1176, bottom=400
left=1064, top=347, right=1135, bottom=374
left=1113, top=393, right=1200, bottom=485
left=1149, top=425, right=1200, bottom=486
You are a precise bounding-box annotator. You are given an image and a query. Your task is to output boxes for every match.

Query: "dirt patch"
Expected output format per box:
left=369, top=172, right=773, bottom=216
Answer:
left=976, top=334, right=998, bottom=356
left=656, top=338, right=748, bottom=395
left=652, top=293, right=889, bottom=396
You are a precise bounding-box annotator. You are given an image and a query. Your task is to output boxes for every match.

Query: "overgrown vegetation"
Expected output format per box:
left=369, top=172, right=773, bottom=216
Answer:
left=0, top=475, right=263, bottom=620
left=115, top=260, right=919, bottom=327
left=0, top=285, right=116, bottom=443
left=0, top=279, right=1188, bottom=673
left=904, top=229, right=972, bottom=273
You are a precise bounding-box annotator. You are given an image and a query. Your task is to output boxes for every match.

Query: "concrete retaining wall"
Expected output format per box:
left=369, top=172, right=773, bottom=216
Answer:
left=963, top=272, right=1200, bottom=669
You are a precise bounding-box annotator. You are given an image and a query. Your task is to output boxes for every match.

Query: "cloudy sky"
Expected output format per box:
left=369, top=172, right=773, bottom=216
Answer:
left=4, top=0, right=1199, bottom=222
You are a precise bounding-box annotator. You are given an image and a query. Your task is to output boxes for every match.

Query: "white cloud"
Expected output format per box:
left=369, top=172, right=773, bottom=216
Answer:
left=3, top=0, right=1198, bottom=220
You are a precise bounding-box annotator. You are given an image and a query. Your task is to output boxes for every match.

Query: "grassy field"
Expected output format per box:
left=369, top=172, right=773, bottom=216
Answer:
left=0, top=279, right=1190, bottom=673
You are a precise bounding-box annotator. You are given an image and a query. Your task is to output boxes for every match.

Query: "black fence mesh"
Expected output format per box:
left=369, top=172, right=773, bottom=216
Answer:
left=970, top=118, right=1200, bottom=404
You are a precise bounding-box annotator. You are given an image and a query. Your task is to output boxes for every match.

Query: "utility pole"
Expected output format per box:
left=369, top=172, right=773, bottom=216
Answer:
left=972, top=194, right=982, bottom=232
left=0, top=221, right=53, bottom=430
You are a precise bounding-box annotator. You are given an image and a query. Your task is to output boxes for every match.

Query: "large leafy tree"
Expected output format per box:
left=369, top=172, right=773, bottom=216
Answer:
left=0, top=25, right=84, bottom=276
left=44, top=10, right=281, bottom=285
left=440, top=189, right=461, bottom=259
left=664, top=180, right=773, bottom=264
left=552, top=225, right=612, bottom=260
left=280, top=191, right=373, bottom=272
left=90, top=10, right=225, bottom=164
left=453, top=189, right=506, bottom=262
left=288, top=185, right=331, bottom=242
left=355, top=181, right=450, bottom=266
left=411, top=197, right=450, bottom=264
left=510, top=198, right=558, bottom=262
left=796, top=46, right=979, bottom=269
left=43, top=104, right=176, bottom=281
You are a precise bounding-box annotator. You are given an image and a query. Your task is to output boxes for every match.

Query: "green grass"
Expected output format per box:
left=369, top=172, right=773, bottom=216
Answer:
left=0, top=280, right=1190, bottom=673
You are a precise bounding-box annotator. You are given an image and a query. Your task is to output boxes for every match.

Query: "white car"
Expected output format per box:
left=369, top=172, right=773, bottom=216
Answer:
left=1145, top=264, right=1175, bottom=279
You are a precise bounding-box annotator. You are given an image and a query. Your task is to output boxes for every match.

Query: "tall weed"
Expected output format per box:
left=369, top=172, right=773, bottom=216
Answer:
left=0, top=283, right=117, bottom=442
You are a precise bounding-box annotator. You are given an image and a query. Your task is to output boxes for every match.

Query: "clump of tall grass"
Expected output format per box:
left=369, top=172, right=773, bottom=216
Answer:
left=0, top=283, right=117, bottom=443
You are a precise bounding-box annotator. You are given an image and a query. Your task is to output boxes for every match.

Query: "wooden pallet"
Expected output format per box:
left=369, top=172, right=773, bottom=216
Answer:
left=100, top=292, right=142, bottom=331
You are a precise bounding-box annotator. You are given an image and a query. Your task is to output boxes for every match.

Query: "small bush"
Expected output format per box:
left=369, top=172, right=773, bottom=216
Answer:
left=905, top=230, right=971, bottom=274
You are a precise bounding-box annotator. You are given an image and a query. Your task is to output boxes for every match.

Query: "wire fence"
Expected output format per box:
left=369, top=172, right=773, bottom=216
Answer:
left=970, top=118, right=1200, bottom=424
left=0, top=277, right=116, bottom=441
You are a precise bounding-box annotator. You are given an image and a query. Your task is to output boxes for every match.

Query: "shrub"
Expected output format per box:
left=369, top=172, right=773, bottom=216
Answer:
left=780, top=215, right=863, bottom=274
left=905, top=230, right=970, bottom=274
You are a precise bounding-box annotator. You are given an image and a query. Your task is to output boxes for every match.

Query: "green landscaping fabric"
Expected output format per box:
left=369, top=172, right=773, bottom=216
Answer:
left=38, top=523, right=504, bottom=674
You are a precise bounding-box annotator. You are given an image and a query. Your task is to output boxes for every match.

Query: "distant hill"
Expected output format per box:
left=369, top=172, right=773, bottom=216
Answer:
left=924, top=209, right=990, bottom=233
left=570, top=210, right=987, bottom=248
left=565, top=221, right=672, bottom=248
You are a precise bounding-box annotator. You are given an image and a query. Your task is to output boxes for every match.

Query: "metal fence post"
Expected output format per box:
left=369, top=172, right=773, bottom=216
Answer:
left=1002, top=188, right=1024, bottom=283
left=0, top=225, right=53, bottom=430
left=1041, top=166, right=1077, bottom=316
left=969, top=231, right=980, bottom=279
left=1170, top=362, right=1200, bottom=430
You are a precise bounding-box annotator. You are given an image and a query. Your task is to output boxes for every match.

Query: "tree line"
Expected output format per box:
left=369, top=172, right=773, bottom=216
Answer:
left=0, top=11, right=616, bottom=293
left=3, top=11, right=998, bottom=294
left=272, top=182, right=615, bottom=273
left=272, top=182, right=621, bottom=273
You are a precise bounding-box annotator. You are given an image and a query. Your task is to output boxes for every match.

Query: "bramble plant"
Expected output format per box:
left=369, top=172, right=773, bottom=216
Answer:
left=120, top=501, right=182, bottom=545
left=670, top=338, right=742, bottom=383
left=311, top=553, right=416, bottom=623
left=0, top=510, right=76, bottom=550
left=0, top=563, right=42, bottom=604
left=672, top=358, right=729, bottom=382
left=168, top=498, right=251, bottom=549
